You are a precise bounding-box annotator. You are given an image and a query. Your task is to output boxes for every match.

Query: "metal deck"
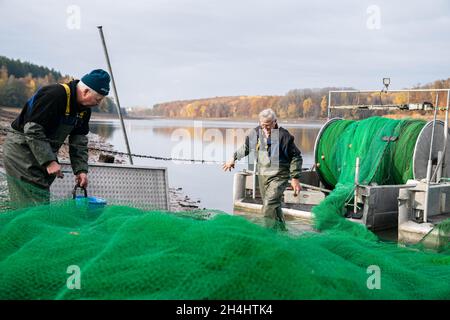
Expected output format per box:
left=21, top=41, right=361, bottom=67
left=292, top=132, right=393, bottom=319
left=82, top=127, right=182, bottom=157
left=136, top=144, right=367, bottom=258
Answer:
left=51, top=162, right=170, bottom=211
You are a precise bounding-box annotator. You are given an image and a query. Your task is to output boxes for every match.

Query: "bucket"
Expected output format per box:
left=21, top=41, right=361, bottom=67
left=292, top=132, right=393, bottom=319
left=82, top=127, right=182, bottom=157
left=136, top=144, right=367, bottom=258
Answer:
left=73, top=185, right=107, bottom=211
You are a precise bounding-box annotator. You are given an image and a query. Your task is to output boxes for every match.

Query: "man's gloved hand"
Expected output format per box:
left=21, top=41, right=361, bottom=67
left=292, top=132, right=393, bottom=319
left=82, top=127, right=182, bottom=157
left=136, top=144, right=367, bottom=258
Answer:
left=75, top=172, right=88, bottom=188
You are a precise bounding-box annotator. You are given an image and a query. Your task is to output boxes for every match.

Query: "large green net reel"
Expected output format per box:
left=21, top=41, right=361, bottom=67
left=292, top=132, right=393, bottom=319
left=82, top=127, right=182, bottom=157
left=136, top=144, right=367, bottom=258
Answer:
left=314, top=117, right=450, bottom=188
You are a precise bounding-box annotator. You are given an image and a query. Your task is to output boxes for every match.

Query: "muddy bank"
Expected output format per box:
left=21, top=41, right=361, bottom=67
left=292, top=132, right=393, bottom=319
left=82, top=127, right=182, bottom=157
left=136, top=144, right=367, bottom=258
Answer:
left=169, top=187, right=204, bottom=212
left=0, top=107, right=17, bottom=164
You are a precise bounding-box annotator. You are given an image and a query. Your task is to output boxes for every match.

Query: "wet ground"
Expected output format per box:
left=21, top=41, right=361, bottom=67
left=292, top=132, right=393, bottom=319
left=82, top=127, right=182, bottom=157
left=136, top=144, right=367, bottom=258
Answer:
left=234, top=209, right=315, bottom=236
left=235, top=208, right=400, bottom=241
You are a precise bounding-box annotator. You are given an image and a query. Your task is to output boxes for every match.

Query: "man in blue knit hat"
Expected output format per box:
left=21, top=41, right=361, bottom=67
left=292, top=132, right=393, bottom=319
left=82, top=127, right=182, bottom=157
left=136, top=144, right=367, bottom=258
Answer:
left=3, top=69, right=111, bottom=208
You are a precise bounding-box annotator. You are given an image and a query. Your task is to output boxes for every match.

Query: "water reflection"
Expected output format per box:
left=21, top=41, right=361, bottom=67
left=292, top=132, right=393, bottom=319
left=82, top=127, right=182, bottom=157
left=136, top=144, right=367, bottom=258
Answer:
left=90, top=123, right=115, bottom=139
left=89, top=119, right=323, bottom=212
left=149, top=126, right=320, bottom=156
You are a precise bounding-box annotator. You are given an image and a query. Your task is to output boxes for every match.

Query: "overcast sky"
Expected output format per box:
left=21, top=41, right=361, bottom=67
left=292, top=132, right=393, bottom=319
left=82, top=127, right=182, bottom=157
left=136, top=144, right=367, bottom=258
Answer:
left=1, top=0, right=449, bottom=108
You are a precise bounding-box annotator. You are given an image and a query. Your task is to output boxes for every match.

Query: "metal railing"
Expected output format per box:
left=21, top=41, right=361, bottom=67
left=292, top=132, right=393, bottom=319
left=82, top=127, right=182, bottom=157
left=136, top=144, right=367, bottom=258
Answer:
left=327, top=88, right=450, bottom=119
left=327, top=87, right=450, bottom=223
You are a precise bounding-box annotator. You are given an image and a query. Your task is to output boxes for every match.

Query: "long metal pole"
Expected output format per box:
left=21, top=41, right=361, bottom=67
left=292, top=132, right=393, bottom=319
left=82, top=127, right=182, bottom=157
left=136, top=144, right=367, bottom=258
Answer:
left=97, top=26, right=134, bottom=165
left=424, top=94, right=439, bottom=223
left=327, top=91, right=331, bottom=120
left=354, top=157, right=360, bottom=215
left=431, top=90, right=449, bottom=182
left=444, top=90, right=449, bottom=171
left=427, top=94, right=439, bottom=175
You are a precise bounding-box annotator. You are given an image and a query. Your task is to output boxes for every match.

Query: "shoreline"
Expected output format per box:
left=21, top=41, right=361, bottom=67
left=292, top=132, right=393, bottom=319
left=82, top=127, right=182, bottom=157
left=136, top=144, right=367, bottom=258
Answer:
left=95, top=113, right=447, bottom=124
left=115, top=114, right=327, bottom=124
left=91, top=116, right=327, bottom=127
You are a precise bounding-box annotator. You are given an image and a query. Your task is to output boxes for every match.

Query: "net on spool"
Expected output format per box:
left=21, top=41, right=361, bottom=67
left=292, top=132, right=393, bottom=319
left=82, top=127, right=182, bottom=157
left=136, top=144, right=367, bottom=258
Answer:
left=312, top=116, right=450, bottom=239
left=314, top=117, right=426, bottom=189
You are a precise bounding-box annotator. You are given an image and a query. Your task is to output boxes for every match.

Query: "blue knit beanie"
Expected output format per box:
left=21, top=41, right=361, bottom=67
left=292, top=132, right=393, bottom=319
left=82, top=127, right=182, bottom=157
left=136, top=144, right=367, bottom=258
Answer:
left=81, top=69, right=111, bottom=96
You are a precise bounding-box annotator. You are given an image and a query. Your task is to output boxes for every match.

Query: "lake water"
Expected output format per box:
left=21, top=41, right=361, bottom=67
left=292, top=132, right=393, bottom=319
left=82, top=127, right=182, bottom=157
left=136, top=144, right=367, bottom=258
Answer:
left=90, top=119, right=324, bottom=213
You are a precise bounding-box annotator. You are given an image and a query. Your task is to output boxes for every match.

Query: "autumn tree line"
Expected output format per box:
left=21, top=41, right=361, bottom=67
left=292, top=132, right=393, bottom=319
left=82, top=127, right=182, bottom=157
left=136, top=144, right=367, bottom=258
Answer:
left=1, top=55, right=449, bottom=120
left=0, top=55, right=118, bottom=114
left=143, top=89, right=334, bottom=120
left=136, top=78, right=450, bottom=120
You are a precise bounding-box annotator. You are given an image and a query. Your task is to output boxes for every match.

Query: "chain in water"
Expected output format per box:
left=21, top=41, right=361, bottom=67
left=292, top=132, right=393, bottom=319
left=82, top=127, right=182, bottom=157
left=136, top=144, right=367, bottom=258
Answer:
left=0, top=126, right=221, bottom=164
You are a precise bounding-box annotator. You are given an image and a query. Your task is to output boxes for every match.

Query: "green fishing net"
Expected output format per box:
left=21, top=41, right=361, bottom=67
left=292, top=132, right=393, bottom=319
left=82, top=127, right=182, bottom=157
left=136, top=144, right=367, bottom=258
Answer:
left=0, top=116, right=449, bottom=300
left=0, top=197, right=448, bottom=300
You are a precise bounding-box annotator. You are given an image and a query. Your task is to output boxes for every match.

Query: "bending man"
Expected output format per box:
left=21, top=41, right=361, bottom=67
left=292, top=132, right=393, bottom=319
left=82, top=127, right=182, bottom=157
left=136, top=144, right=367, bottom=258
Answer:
left=3, top=69, right=111, bottom=208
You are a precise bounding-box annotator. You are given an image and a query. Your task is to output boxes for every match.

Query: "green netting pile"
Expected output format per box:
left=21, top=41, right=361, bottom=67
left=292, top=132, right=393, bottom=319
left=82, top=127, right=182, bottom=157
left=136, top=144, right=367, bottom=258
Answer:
left=0, top=116, right=449, bottom=300
left=0, top=198, right=448, bottom=300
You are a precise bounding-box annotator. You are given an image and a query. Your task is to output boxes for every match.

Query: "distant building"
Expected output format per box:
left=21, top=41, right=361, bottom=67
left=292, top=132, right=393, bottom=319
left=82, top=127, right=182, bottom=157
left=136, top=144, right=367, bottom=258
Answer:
left=407, top=102, right=433, bottom=111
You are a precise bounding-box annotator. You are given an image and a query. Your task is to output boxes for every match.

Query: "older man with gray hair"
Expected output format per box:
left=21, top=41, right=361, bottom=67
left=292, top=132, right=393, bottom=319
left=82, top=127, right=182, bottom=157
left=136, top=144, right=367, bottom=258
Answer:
left=223, top=108, right=303, bottom=230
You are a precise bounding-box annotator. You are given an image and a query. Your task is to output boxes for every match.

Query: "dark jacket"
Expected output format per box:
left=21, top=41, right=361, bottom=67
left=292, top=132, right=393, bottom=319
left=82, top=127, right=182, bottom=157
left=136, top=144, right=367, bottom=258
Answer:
left=12, top=80, right=91, bottom=136
left=233, top=125, right=303, bottom=179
